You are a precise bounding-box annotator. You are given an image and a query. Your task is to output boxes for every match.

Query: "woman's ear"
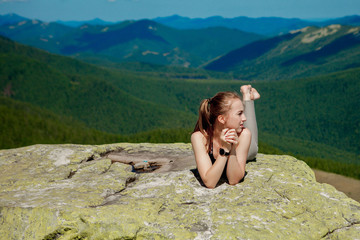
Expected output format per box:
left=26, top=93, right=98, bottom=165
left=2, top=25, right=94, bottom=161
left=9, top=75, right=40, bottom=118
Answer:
left=217, top=114, right=226, bottom=124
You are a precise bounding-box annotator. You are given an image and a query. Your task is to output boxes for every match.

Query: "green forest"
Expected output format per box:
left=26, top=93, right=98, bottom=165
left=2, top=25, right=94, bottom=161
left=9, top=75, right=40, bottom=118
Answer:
left=0, top=35, right=359, bottom=179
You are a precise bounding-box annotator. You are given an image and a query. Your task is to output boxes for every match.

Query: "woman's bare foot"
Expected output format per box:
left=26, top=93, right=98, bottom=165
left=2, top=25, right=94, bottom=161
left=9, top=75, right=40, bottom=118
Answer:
left=241, top=85, right=260, bottom=101
left=240, top=85, right=251, bottom=101
left=250, top=88, right=260, bottom=100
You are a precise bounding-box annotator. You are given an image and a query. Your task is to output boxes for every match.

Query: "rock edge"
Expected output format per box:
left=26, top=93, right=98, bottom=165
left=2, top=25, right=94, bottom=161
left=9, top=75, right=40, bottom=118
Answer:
left=0, top=143, right=359, bottom=239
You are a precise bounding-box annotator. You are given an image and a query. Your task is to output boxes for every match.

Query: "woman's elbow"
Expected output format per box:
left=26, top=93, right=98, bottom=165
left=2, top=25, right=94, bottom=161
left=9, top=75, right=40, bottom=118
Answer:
left=228, top=179, right=240, bottom=186
left=205, top=182, right=216, bottom=189
left=203, top=179, right=216, bottom=189
left=228, top=173, right=245, bottom=186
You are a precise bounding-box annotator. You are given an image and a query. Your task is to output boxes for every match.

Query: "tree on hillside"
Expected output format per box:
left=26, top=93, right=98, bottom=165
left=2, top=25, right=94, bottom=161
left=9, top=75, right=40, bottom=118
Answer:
left=3, top=83, right=14, bottom=97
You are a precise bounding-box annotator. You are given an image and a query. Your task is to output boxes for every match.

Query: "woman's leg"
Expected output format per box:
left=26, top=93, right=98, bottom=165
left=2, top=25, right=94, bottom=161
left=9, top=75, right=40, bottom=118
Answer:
left=241, top=85, right=260, bottom=160
left=243, top=100, right=258, bottom=160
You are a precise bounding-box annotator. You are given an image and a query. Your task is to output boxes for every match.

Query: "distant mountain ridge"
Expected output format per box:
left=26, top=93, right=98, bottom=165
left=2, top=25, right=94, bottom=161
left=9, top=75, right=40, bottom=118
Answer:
left=0, top=17, right=262, bottom=67
left=2, top=13, right=360, bottom=36
left=56, top=18, right=116, bottom=27
left=0, top=13, right=28, bottom=26
left=205, top=24, right=360, bottom=80
left=153, top=15, right=360, bottom=36
left=154, top=15, right=307, bottom=36
left=1, top=13, right=360, bottom=77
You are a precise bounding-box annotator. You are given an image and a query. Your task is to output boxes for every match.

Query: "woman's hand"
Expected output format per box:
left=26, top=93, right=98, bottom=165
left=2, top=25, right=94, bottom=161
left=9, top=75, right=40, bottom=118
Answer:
left=220, top=128, right=239, bottom=149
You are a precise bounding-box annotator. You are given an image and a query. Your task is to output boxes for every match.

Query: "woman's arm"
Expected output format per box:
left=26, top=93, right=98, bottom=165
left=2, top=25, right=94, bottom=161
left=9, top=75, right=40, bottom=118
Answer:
left=191, top=131, right=228, bottom=188
left=226, top=128, right=251, bottom=185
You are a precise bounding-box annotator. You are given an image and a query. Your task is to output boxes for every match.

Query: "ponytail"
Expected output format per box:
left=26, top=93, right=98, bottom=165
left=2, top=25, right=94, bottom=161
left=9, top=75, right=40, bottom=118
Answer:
left=193, top=98, right=213, bottom=152
left=193, top=98, right=212, bottom=135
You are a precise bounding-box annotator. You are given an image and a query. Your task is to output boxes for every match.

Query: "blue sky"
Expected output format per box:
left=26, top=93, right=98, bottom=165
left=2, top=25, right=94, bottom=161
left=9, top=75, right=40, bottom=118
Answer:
left=1, top=0, right=360, bottom=22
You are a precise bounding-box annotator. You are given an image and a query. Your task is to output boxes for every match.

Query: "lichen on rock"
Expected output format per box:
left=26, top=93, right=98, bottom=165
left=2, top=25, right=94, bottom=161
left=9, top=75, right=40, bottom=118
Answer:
left=0, top=143, right=359, bottom=239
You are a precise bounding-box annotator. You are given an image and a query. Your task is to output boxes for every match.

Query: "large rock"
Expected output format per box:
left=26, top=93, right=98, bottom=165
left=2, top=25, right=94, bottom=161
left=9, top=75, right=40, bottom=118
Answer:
left=0, top=143, right=359, bottom=239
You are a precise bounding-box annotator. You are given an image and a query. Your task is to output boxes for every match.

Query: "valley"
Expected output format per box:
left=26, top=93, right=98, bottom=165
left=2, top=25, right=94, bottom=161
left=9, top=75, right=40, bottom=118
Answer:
left=0, top=13, right=359, bottom=180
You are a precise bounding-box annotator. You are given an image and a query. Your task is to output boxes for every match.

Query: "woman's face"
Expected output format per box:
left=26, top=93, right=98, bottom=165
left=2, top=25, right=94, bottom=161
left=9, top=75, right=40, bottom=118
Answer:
left=223, top=98, right=247, bottom=133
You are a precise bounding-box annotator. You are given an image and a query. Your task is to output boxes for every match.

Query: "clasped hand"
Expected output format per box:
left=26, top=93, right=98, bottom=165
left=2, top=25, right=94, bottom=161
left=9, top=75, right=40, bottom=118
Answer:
left=220, top=128, right=239, bottom=150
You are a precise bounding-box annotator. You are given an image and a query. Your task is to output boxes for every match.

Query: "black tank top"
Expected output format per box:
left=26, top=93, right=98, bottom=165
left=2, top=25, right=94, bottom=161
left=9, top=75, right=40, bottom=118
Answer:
left=209, top=143, right=216, bottom=164
left=208, top=143, right=227, bottom=178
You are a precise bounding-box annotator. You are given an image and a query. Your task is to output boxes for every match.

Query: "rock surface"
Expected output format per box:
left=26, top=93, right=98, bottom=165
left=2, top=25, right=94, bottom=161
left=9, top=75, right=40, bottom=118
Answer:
left=0, top=143, right=360, bottom=239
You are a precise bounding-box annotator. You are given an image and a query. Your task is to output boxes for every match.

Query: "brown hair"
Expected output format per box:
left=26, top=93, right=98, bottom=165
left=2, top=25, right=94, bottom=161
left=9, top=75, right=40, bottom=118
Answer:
left=193, top=91, right=241, bottom=151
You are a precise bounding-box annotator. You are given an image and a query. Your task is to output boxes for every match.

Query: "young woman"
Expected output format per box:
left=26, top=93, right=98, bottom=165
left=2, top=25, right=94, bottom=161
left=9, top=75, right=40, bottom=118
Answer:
left=191, top=85, right=260, bottom=188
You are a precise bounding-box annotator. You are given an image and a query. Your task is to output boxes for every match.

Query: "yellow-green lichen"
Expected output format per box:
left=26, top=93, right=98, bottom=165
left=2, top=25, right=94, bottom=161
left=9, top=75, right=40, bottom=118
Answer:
left=0, top=143, right=360, bottom=239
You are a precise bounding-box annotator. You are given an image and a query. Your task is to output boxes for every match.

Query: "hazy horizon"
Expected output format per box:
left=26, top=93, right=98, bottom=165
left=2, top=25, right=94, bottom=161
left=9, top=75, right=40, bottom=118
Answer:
left=0, top=0, right=360, bottom=22
left=3, top=12, right=357, bottom=24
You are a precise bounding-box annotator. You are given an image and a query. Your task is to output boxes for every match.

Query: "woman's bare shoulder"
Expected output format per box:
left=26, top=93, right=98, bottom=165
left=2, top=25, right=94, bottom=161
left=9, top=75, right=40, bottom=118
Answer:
left=191, top=131, right=207, bottom=144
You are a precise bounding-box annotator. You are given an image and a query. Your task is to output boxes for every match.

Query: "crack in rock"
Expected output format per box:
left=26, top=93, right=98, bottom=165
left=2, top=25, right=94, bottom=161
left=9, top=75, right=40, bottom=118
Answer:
left=100, top=161, right=113, bottom=174
left=321, top=221, right=360, bottom=239
left=180, top=201, right=197, bottom=205
left=158, top=202, right=167, bottom=214
left=88, top=176, right=138, bottom=208
left=266, top=174, right=274, bottom=183
left=67, top=170, right=77, bottom=179
left=274, top=189, right=291, bottom=202
left=84, top=154, right=95, bottom=162
left=81, top=149, right=120, bottom=164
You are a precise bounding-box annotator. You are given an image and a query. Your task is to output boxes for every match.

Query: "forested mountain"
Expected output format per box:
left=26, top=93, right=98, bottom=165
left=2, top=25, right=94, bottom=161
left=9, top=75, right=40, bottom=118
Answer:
left=0, top=96, right=195, bottom=149
left=0, top=13, right=28, bottom=26
left=205, top=25, right=360, bottom=80
left=0, top=28, right=359, bottom=178
left=0, top=36, right=196, bottom=134
left=0, top=19, right=73, bottom=47
left=154, top=15, right=360, bottom=36
left=0, top=96, right=123, bottom=149
left=2, top=13, right=360, bottom=74
left=0, top=18, right=262, bottom=67
left=1, top=35, right=359, bottom=156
